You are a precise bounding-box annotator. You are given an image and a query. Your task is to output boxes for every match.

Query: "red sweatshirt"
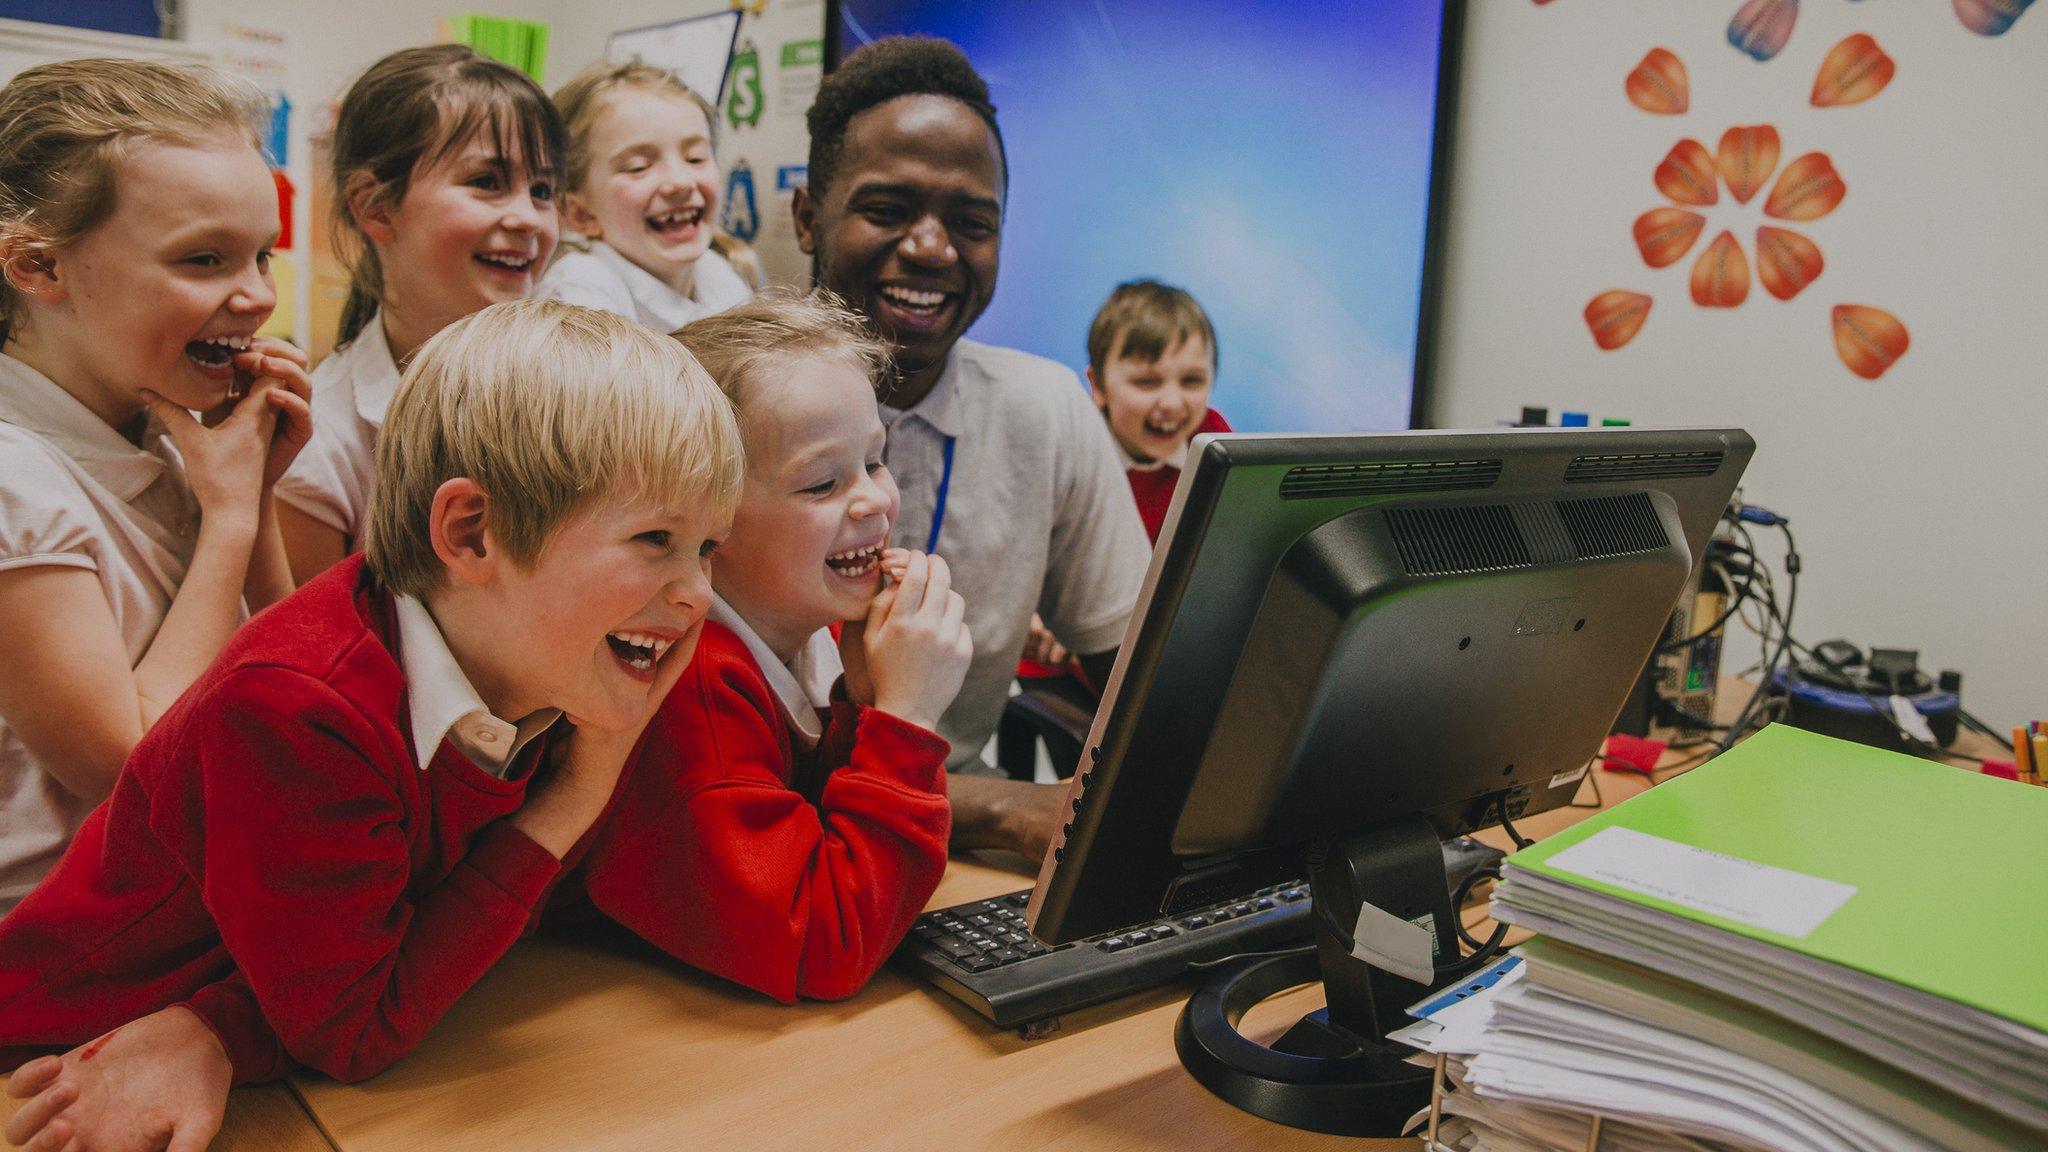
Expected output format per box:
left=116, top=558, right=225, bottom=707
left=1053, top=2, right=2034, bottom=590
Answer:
left=0, top=558, right=950, bottom=1083
left=1126, top=408, right=1233, bottom=543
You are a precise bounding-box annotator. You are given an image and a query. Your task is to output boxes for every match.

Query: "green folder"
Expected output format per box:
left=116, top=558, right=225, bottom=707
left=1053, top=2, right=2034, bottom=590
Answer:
left=1505, top=724, right=2048, bottom=1034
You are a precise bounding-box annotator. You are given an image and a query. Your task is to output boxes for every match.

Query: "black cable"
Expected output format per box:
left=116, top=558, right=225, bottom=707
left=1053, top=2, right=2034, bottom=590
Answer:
left=1654, top=555, right=1761, bottom=654
left=1957, top=707, right=2007, bottom=743
left=1452, top=866, right=1502, bottom=950
left=1496, top=794, right=1532, bottom=850
left=1718, top=521, right=1798, bottom=752
left=1187, top=944, right=1314, bottom=971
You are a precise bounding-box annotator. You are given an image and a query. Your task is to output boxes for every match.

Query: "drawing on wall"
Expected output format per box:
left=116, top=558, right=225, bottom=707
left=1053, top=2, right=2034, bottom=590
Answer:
left=1727, top=0, right=2031, bottom=59
left=1578, top=30, right=1924, bottom=379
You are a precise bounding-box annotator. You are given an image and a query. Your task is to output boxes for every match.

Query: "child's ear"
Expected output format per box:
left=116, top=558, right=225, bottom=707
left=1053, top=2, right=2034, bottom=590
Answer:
left=345, top=173, right=398, bottom=247
left=559, top=192, right=601, bottom=239
left=790, top=187, right=817, bottom=255
left=1085, top=365, right=1106, bottom=409
left=429, top=478, right=497, bottom=585
left=0, top=238, right=63, bottom=304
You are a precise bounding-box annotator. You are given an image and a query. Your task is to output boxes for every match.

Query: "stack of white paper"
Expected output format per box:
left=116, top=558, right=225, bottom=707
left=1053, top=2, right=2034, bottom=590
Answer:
left=1395, top=943, right=2046, bottom=1152
left=1495, top=865, right=2048, bottom=1132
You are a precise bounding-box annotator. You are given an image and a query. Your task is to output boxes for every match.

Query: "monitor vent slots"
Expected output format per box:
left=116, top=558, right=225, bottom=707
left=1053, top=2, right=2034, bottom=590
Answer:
left=1383, top=504, right=1531, bottom=574
left=1563, top=450, right=1725, bottom=483
left=1279, top=458, right=1501, bottom=500
left=1556, top=492, right=1671, bottom=558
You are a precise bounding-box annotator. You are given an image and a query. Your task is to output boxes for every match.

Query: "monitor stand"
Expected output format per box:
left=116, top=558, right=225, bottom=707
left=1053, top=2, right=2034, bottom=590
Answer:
left=1174, top=816, right=1458, bottom=1136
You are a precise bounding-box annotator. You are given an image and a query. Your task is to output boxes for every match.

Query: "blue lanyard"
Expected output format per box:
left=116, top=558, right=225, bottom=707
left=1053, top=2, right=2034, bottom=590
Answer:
left=926, top=435, right=956, bottom=554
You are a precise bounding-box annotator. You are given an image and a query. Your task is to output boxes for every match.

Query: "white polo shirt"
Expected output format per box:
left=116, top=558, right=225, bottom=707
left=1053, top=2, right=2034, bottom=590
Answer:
left=540, top=243, right=753, bottom=334
left=273, top=312, right=401, bottom=543
left=392, top=594, right=558, bottom=777
left=706, top=595, right=841, bottom=748
left=880, top=339, right=1151, bottom=774
left=0, top=353, right=209, bottom=911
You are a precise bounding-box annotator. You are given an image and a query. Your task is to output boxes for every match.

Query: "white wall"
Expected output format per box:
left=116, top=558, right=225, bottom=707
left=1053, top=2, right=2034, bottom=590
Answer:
left=1431, top=1, right=2047, bottom=731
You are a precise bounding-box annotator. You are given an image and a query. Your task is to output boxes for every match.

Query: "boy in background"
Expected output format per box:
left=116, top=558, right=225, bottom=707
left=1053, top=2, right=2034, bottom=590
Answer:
left=1086, top=279, right=1230, bottom=542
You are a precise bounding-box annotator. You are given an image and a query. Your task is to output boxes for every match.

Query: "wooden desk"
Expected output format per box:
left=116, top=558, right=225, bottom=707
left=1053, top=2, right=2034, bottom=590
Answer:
left=0, top=747, right=1707, bottom=1152
left=5, top=688, right=2014, bottom=1151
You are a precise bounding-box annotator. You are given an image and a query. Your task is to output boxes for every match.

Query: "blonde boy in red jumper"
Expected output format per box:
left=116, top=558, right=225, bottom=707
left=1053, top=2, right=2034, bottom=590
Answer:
left=1, top=300, right=949, bottom=1151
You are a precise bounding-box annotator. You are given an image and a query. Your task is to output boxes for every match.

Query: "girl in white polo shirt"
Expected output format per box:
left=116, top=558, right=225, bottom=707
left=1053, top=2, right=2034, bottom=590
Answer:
left=274, top=46, right=563, bottom=582
left=0, top=59, right=313, bottom=911
left=541, top=60, right=756, bottom=333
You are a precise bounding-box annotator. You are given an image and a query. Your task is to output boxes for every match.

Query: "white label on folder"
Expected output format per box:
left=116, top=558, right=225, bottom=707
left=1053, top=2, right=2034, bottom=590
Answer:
left=1544, top=826, right=1856, bottom=939
left=1349, top=899, right=1436, bottom=984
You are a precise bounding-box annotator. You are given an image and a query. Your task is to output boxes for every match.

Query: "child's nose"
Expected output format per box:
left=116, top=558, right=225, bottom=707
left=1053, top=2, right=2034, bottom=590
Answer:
left=230, top=262, right=276, bottom=315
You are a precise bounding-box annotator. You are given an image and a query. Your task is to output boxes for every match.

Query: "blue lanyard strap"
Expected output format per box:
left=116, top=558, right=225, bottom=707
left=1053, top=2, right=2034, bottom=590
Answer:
left=926, top=434, right=956, bottom=554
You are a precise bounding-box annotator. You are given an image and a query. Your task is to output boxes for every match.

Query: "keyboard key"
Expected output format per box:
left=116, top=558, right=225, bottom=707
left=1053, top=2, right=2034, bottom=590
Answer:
left=913, top=925, right=943, bottom=941
left=1150, top=924, right=1176, bottom=938
left=1254, top=897, right=1275, bottom=910
left=1209, top=908, right=1233, bottom=922
left=937, top=939, right=979, bottom=959
left=1098, top=936, right=1128, bottom=952
left=959, top=955, right=997, bottom=972
left=1281, top=887, right=1309, bottom=901
left=1127, top=929, right=1151, bottom=945
left=1181, top=915, right=1209, bottom=929
left=991, top=948, right=1025, bottom=964
left=1000, top=931, right=1026, bottom=946
left=968, top=914, right=994, bottom=926
left=1005, top=891, right=1030, bottom=907
left=1230, top=902, right=1253, bottom=916
left=1019, top=941, right=1051, bottom=956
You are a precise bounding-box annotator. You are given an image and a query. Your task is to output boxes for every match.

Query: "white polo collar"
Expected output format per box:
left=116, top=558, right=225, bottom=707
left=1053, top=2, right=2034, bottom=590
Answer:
left=394, top=593, right=559, bottom=775
left=345, top=312, right=403, bottom=431
left=707, top=595, right=841, bottom=747
left=879, top=344, right=965, bottom=439
left=0, top=352, right=171, bottom=502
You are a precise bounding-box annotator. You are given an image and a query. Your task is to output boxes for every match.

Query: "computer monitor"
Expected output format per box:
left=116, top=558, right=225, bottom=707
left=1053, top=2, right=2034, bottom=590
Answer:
left=1025, top=426, right=1753, bottom=1136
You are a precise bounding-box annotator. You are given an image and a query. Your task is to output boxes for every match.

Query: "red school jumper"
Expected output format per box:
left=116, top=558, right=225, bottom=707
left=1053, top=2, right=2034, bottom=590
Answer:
left=1124, top=408, right=1232, bottom=544
left=0, top=556, right=950, bottom=1084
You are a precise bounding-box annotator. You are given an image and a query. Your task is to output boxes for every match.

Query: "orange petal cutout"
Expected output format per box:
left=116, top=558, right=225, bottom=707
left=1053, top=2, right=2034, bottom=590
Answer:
left=1634, top=208, right=1707, bottom=268
left=1765, top=152, right=1846, bottom=221
left=1690, top=231, right=1751, bottom=308
left=1717, top=125, right=1780, bottom=205
left=1585, top=291, right=1653, bottom=350
left=1627, top=48, right=1689, bottom=114
left=1832, top=305, right=1909, bottom=379
left=1755, top=227, right=1824, bottom=300
left=1812, top=34, right=1896, bottom=107
left=1655, top=139, right=1719, bottom=206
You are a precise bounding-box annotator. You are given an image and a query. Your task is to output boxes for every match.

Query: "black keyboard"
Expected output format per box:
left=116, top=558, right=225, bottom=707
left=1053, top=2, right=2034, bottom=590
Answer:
left=893, top=881, right=1313, bottom=1030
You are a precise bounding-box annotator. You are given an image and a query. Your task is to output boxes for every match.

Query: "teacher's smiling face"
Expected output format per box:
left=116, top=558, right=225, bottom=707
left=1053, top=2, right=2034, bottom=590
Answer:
left=795, top=93, right=1005, bottom=406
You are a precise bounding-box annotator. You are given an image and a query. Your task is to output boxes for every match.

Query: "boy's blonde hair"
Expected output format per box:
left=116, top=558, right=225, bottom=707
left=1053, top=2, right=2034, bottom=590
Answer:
left=1085, top=279, right=1219, bottom=380
left=673, top=290, right=891, bottom=427
left=364, top=300, right=743, bottom=597
left=0, top=58, right=267, bottom=344
left=553, top=58, right=718, bottom=198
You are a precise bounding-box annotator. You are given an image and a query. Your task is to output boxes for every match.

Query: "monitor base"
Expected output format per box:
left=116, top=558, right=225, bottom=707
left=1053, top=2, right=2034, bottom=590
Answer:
left=1175, top=950, right=1433, bottom=1136
left=1175, top=816, right=1459, bottom=1136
